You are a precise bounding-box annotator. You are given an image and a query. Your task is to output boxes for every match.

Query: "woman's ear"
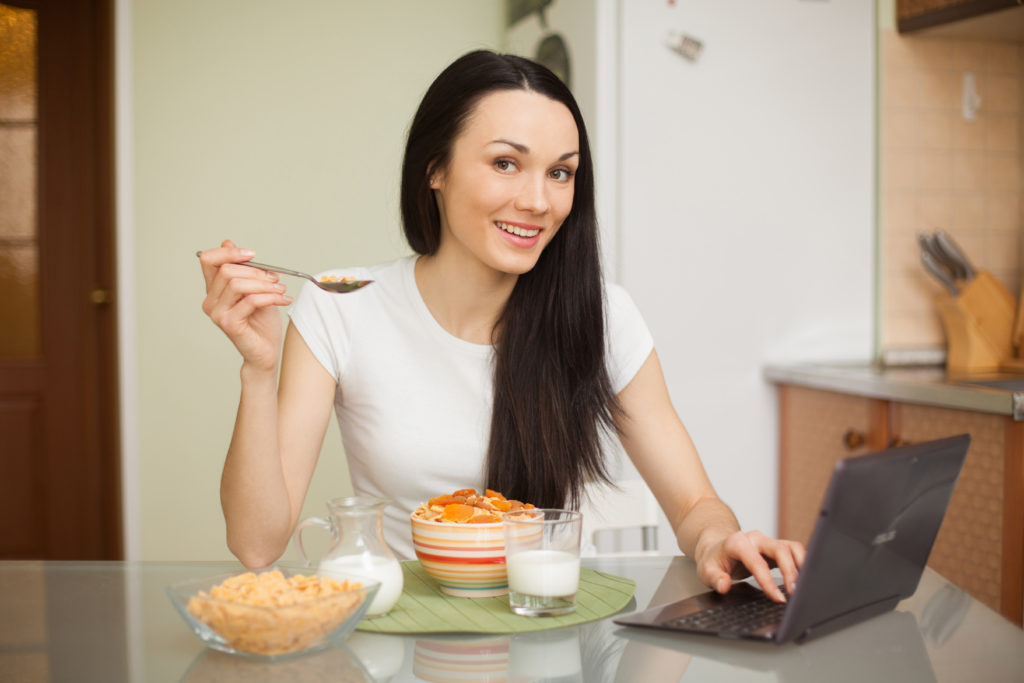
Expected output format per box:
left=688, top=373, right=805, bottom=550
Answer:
left=427, top=161, right=443, bottom=189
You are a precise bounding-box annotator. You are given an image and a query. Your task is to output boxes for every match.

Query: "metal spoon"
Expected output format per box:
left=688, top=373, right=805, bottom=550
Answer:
left=196, top=252, right=373, bottom=293
left=247, top=261, right=373, bottom=293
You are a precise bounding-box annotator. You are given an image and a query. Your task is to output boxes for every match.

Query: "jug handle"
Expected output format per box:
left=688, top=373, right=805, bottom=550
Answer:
left=293, top=516, right=334, bottom=568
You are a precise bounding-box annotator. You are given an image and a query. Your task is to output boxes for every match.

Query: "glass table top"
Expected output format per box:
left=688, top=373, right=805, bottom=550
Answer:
left=0, top=555, right=1020, bottom=682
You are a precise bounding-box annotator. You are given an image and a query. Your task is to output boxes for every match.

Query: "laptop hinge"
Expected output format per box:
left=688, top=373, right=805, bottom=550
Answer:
left=793, top=596, right=901, bottom=644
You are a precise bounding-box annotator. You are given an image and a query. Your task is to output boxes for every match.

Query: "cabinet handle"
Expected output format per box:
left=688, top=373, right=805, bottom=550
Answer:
left=842, top=430, right=866, bottom=450
left=889, top=437, right=911, bottom=448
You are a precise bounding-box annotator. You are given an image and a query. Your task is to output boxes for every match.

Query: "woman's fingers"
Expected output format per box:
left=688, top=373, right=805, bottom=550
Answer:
left=203, top=263, right=284, bottom=315
left=702, top=531, right=806, bottom=604
left=217, top=291, right=291, bottom=332
left=791, top=539, right=807, bottom=569
left=724, top=532, right=785, bottom=602
left=206, top=277, right=290, bottom=329
left=196, top=240, right=294, bottom=370
left=698, top=533, right=764, bottom=596
left=768, top=540, right=802, bottom=596
left=197, top=240, right=257, bottom=287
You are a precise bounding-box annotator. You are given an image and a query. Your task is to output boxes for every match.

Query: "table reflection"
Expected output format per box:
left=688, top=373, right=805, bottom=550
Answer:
left=613, top=608, right=938, bottom=683
left=409, top=628, right=584, bottom=682
left=333, top=621, right=631, bottom=682
left=412, top=635, right=511, bottom=682
left=347, top=632, right=406, bottom=681
left=180, top=644, right=373, bottom=682
left=919, top=582, right=971, bottom=646
left=335, top=585, right=647, bottom=682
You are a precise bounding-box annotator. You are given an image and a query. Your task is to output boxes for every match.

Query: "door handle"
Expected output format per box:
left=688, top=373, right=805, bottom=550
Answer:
left=90, top=288, right=112, bottom=306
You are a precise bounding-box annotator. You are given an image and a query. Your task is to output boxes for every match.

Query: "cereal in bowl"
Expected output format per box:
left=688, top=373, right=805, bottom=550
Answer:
left=412, top=488, right=535, bottom=524
left=185, top=570, right=365, bottom=656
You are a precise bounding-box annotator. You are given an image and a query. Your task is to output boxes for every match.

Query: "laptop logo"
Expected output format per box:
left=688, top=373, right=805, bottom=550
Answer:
left=872, top=530, right=897, bottom=546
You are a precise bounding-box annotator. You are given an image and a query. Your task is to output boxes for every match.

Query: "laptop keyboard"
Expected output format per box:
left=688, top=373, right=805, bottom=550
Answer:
left=665, top=593, right=787, bottom=635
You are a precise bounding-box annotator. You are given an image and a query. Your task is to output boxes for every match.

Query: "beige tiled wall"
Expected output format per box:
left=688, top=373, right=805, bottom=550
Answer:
left=880, top=30, right=1023, bottom=351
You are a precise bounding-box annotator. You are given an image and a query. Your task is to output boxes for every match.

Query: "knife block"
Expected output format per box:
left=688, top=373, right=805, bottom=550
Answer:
left=935, top=271, right=1018, bottom=374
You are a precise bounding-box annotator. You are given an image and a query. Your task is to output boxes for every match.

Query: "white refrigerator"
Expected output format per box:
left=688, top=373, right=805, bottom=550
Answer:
left=509, top=0, right=876, bottom=549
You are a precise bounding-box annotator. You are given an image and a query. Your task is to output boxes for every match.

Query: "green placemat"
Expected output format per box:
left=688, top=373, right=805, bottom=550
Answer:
left=357, top=560, right=635, bottom=634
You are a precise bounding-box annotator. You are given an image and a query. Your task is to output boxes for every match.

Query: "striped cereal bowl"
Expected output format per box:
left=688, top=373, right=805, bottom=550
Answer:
left=410, top=514, right=509, bottom=598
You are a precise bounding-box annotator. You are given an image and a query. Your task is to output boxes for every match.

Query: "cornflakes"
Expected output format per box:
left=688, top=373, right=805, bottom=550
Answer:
left=319, top=274, right=356, bottom=283
left=412, top=488, right=535, bottom=524
left=185, top=570, right=365, bottom=656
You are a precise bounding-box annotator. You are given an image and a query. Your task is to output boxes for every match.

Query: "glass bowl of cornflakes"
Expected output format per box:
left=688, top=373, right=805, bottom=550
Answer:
left=166, top=566, right=380, bottom=659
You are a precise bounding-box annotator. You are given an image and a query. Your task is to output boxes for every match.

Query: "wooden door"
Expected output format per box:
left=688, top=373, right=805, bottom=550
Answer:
left=0, top=0, right=120, bottom=559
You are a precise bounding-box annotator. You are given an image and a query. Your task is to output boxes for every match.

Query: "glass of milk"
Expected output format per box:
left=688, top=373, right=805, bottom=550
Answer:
left=503, top=509, right=582, bottom=617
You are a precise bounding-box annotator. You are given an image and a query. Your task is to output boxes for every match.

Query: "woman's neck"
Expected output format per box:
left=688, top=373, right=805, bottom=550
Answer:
left=414, top=252, right=517, bottom=345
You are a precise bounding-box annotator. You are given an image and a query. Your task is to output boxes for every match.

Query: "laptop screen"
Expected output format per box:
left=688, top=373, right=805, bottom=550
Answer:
left=777, top=434, right=969, bottom=642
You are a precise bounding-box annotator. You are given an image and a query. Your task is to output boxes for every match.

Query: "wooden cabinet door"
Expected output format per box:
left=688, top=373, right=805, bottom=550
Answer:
left=891, top=403, right=1022, bottom=621
left=778, top=386, right=890, bottom=545
left=896, top=0, right=1019, bottom=32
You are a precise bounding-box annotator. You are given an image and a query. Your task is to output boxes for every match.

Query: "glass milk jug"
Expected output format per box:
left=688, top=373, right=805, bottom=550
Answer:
left=294, top=496, right=404, bottom=617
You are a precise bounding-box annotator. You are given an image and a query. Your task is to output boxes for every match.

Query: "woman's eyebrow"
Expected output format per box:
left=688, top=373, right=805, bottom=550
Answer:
left=490, top=138, right=579, bottom=162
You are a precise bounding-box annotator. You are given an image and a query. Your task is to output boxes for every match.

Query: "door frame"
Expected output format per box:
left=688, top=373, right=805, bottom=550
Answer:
left=113, top=0, right=137, bottom=561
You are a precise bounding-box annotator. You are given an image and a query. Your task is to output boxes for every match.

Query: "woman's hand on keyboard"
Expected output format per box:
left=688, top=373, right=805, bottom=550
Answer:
left=697, top=530, right=805, bottom=603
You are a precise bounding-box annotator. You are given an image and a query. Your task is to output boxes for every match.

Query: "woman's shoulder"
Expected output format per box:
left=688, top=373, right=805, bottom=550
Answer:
left=602, top=279, right=651, bottom=343
left=602, top=280, right=654, bottom=392
left=288, top=255, right=417, bottom=379
left=292, top=255, right=415, bottom=325
left=604, top=279, right=642, bottom=316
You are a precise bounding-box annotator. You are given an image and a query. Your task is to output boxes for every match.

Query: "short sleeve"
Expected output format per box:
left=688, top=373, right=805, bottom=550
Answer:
left=287, top=280, right=348, bottom=382
left=605, top=283, right=654, bottom=394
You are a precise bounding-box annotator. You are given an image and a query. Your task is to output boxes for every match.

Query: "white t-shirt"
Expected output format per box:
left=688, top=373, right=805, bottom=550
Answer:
left=288, top=255, right=654, bottom=558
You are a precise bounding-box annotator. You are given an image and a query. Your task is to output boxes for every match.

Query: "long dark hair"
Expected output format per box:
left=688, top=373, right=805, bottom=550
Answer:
left=400, top=50, right=620, bottom=509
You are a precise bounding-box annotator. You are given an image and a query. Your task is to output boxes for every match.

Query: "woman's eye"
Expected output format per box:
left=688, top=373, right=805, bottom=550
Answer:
left=550, top=168, right=574, bottom=182
left=494, top=158, right=516, bottom=172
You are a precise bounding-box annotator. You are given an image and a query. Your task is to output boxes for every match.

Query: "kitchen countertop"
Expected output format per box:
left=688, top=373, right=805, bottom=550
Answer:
left=1, top=556, right=1021, bottom=681
left=764, top=362, right=1024, bottom=420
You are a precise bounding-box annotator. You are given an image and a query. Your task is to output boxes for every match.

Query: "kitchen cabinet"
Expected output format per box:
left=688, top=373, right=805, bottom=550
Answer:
left=897, top=0, right=1023, bottom=33
left=777, top=384, right=1023, bottom=626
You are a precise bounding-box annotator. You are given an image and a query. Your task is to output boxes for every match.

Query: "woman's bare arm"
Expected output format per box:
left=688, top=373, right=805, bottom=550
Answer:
left=219, top=325, right=336, bottom=567
left=199, top=241, right=336, bottom=567
left=615, top=350, right=804, bottom=602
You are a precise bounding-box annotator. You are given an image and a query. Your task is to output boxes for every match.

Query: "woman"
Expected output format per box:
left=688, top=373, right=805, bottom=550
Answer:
left=199, top=50, right=803, bottom=603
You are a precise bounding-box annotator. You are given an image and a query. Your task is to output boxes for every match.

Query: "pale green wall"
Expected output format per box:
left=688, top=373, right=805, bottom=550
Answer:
left=878, top=0, right=895, bottom=30
left=132, top=1, right=503, bottom=560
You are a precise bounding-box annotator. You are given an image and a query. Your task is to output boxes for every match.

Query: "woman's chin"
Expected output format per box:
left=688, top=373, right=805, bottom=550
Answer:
left=487, top=245, right=547, bottom=276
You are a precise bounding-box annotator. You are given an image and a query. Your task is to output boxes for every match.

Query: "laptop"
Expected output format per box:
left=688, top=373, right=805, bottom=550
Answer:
left=614, top=434, right=970, bottom=644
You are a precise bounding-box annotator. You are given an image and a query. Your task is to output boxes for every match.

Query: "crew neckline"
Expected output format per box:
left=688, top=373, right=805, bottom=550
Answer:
left=401, top=255, right=495, bottom=358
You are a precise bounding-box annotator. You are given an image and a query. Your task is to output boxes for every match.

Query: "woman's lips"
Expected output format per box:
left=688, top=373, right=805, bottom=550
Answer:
left=495, top=221, right=540, bottom=238
left=495, top=221, right=542, bottom=247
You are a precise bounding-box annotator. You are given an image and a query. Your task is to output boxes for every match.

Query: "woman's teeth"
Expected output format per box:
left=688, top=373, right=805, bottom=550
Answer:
left=496, top=221, right=539, bottom=238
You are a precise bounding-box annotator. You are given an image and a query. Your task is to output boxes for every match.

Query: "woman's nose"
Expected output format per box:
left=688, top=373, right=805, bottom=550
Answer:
left=514, top=174, right=550, bottom=214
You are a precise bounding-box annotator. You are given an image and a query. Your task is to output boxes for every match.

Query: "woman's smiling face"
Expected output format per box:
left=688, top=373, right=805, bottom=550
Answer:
left=430, top=89, right=579, bottom=277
